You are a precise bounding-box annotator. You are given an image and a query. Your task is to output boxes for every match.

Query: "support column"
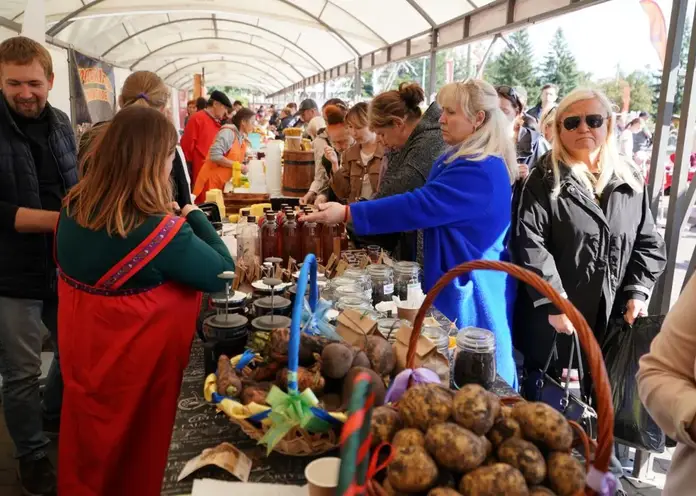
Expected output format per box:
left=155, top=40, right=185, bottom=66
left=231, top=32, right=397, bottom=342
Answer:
left=193, top=74, right=202, bottom=99
left=323, top=80, right=328, bottom=102
left=647, top=0, right=689, bottom=219
left=354, top=58, right=362, bottom=101
left=651, top=10, right=696, bottom=315
left=427, top=29, right=438, bottom=103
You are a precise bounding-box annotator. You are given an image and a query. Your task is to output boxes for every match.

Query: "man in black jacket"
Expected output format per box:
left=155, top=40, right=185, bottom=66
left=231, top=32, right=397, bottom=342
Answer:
left=0, top=36, right=78, bottom=495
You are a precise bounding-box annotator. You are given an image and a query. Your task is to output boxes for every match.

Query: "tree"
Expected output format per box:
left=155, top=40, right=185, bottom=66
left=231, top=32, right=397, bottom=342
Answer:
left=540, top=28, right=579, bottom=98
left=484, top=29, right=540, bottom=105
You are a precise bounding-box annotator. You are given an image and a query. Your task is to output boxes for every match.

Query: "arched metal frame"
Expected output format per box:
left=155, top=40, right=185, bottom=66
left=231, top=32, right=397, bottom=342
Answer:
left=168, top=61, right=281, bottom=89
left=100, top=16, right=324, bottom=71
left=156, top=57, right=291, bottom=87
left=175, top=71, right=275, bottom=92
left=183, top=77, right=269, bottom=93
left=164, top=59, right=287, bottom=89
left=42, top=0, right=373, bottom=55
left=404, top=0, right=436, bottom=27
left=128, top=37, right=305, bottom=80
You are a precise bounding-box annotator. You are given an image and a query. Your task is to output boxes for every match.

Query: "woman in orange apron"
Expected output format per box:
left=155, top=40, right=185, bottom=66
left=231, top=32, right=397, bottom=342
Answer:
left=55, top=106, right=234, bottom=496
left=193, top=107, right=256, bottom=203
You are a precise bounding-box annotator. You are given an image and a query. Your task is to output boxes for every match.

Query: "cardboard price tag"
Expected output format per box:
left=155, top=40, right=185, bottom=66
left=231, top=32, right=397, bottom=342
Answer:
left=325, top=253, right=338, bottom=272
left=178, top=442, right=252, bottom=483
left=335, top=260, right=349, bottom=276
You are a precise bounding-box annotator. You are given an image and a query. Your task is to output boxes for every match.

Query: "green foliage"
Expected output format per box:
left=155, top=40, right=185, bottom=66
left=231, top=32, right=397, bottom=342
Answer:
left=540, top=28, right=579, bottom=98
left=651, top=17, right=691, bottom=118
left=594, top=70, right=654, bottom=113
left=485, top=29, right=540, bottom=105
left=207, top=85, right=254, bottom=106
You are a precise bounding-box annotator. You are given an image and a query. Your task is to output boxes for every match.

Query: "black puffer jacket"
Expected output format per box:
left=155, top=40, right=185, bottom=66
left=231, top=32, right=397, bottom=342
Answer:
left=0, top=95, right=78, bottom=299
left=511, top=153, right=666, bottom=369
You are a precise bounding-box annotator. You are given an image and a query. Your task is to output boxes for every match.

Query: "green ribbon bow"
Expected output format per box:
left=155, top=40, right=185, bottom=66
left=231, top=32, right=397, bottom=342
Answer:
left=259, top=384, right=332, bottom=454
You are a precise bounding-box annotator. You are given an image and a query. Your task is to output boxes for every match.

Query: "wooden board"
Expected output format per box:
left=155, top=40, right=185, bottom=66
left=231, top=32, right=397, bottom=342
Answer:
left=223, top=192, right=271, bottom=215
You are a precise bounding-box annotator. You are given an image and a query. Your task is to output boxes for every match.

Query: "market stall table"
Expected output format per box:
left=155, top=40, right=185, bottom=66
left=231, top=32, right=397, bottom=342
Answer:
left=162, top=310, right=517, bottom=494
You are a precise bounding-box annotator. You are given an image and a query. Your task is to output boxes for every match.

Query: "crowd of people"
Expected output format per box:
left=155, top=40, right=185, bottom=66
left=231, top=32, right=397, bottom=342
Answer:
left=0, top=33, right=694, bottom=496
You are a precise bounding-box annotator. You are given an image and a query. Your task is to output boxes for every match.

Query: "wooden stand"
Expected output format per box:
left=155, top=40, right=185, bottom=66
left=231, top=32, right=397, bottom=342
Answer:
left=223, top=192, right=271, bottom=214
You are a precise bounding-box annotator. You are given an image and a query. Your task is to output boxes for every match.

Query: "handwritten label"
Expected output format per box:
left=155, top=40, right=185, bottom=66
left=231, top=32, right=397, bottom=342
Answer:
left=383, top=283, right=394, bottom=295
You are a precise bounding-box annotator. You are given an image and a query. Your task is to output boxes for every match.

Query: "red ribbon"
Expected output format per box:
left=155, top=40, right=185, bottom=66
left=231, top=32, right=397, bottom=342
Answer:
left=351, top=442, right=395, bottom=496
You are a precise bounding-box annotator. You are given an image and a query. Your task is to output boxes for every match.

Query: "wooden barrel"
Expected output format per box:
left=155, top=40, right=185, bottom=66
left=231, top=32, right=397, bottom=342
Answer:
left=282, top=150, right=315, bottom=197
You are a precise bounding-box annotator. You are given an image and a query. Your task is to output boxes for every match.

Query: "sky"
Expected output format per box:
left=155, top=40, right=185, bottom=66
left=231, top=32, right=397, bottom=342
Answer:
left=514, top=0, right=694, bottom=79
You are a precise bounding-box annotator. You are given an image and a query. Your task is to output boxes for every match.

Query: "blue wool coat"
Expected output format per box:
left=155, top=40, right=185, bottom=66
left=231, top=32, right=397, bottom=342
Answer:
left=351, top=151, right=518, bottom=388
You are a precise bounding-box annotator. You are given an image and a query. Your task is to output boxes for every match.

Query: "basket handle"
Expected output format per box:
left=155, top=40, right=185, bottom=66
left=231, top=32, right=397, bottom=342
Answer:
left=287, top=254, right=319, bottom=395
left=406, top=260, right=614, bottom=475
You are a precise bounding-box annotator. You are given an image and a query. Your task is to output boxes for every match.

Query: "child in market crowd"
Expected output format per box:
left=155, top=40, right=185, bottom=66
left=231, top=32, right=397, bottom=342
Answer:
left=55, top=105, right=233, bottom=496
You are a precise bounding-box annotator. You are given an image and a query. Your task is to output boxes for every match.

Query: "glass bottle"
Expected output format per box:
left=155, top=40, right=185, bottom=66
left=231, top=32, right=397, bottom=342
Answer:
left=258, top=207, right=273, bottom=228
left=261, top=212, right=281, bottom=260
left=393, top=261, right=422, bottom=300
left=321, top=222, right=341, bottom=262
left=301, top=216, right=322, bottom=263
left=282, top=211, right=301, bottom=265
left=238, top=208, right=251, bottom=224
left=237, top=215, right=260, bottom=266
left=366, top=264, right=395, bottom=305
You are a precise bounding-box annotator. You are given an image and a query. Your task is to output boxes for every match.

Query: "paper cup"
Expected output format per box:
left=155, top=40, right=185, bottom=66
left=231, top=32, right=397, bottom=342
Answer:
left=397, top=305, right=419, bottom=323
left=305, top=457, right=340, bottom=496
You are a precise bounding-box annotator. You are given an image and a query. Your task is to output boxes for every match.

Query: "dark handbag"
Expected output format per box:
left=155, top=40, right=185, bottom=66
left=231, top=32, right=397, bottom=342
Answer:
left=522, top=332, right=597, bottom=437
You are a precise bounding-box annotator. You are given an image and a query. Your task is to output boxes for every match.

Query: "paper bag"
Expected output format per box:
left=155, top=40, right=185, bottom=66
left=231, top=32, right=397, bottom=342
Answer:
left=393, top=325, right=450, bottom=384
left=336, top=309, right=378, bottom=346
left=178, top=442, right=252, bottom=483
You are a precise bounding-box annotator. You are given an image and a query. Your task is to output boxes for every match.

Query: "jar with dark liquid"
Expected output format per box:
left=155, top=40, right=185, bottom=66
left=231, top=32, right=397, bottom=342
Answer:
left=301, top=216, right=322, bottom=263
left=261, top=212, right=282, bottom=260
left=282, top=211, right=301, bottom=265
left=453, top=327, right=496, bottom=390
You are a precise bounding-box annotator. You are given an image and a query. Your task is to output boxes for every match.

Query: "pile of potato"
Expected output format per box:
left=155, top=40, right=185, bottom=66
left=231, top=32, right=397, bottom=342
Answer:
left=370, top=383, right=585, bottom=496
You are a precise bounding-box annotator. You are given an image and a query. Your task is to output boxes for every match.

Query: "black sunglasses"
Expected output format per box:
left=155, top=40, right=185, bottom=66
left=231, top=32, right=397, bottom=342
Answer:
left=496, top=85, right=522, bottom=112
left=562, top=114, right=606, bottom=131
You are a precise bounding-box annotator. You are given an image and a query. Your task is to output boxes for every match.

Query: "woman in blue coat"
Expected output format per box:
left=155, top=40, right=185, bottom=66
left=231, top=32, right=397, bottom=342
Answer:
left=304, top=79, right=519, bottom=388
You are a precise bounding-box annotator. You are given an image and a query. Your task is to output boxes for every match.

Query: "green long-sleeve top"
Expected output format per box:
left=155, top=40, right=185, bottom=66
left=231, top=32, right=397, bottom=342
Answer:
left=56, top=209, right=234, bottom=292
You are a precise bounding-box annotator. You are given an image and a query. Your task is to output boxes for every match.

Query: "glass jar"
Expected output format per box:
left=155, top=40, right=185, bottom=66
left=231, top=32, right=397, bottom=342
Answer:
left=343, top=268, right=372, bottom=293
left=336, top=296, right=373, bottom=313
left=377, top=318, right=405, bottom=343
left=422, top=325, right=450, bottom=359
left=453, top=327, right=496, bottom=390
left=335, top=285, right=370, bottom=301
left=367, top=265, right=394, bottom=305
left=393, top=261, right=422, bottom=300
left=261, top=211, right=282, bottom=260
left=236, top=215, right=260, bottom=266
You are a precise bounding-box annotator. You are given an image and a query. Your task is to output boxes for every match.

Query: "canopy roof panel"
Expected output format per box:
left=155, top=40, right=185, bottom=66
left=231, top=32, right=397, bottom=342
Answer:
left=0, top=0, right=501, bottom=93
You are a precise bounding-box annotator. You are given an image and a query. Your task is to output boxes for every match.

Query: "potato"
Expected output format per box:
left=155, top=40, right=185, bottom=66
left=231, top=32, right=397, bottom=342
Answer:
left=387, top=445, right=439, bottom=493
left=321, top=343, right=353, bottom=379
left=371, top=406, right=402, bottom=446
left=428, top=489, right=462, bottom=496
left=425, top=423, right=487, bottom=473
left=529, top=487, right=557, bottom=496
left=547, top=452, right=584, bottom=496
left=512, top=402, right=573, bottom=452
left=452, top=385, right=500, bottom=435
left=488, top=416, right=522, bottom=447
left=382, top=479, right=407, bottom=496
left=366, top=335, right=396, bottom=375
left=392, top=428, right=425, bottom=450
left=497, top=438, right=546, bottom=485
left=352, top=347, right=371, bottom=369
left=498, top=404, right=514, bottom=420
left=480, top=436, right=493, bottom=458
left=400, top=384, right=452, bottom=431
left=342, top=367, right=386, bottom=407
left=459, top=463, right=529, bottom=496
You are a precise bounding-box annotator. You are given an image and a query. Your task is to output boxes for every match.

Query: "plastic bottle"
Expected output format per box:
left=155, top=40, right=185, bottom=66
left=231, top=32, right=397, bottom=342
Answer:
left=258, top=207, right=273, bottom=228
left=282, top=211, right=302, bottom=265
left=237, top=215, right=260, bottom=266
left=301, top=215, right=322, bottom=263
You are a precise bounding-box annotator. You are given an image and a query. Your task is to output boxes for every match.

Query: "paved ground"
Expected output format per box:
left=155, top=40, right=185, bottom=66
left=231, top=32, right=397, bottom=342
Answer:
left=0, top=198, right=693, bottom=495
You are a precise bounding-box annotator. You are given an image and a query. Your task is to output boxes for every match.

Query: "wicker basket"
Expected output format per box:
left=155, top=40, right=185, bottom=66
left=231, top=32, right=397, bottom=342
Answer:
left=205, top=254, right=345, bottom=456
left=343, top=260, right=614, bottom=496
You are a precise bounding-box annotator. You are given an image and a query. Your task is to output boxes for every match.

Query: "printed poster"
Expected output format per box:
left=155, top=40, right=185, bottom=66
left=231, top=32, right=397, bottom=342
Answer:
left=69, top=49, right=116, bottom=140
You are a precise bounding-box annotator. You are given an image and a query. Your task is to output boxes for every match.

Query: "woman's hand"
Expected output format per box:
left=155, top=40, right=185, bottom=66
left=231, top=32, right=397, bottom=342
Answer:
left=314, top=194, right=329, bottom=205
left=169, top=202, right=181, bottom=214
left=518, top=164, right=529, bottom=180
left=303, top=202, right=345, bottom=224
left=181, top=204, right=200, bottom=217
left=324, top=146, right=339, bottom=172
left=300, top=191, right=317, bottom=205
left=241, top=163, right=248, bottom=174
left=548, top=313, right=575, bottom=335
left=624, top=298, right=648, bottom=325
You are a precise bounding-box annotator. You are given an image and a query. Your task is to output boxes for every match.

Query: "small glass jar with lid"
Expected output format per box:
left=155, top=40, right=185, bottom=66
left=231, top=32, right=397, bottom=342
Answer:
left=366, top=264, right=395, bottom=305
left=453, top=327, right=496, bottom=390
left=421, top=325, right=450, bottom=359
left=334, top=284, right=370, bottom=302
left=342, top=267, right=372, bottom=293
left=376, top=318, right=406, bottom=343
left=336, top=296, right=373, bottom=313
left=393, top=261, right=422, bottom=300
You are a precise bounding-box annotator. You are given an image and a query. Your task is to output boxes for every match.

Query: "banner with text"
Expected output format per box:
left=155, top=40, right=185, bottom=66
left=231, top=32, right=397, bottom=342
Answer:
left=69, top=50, right=116, bottom=139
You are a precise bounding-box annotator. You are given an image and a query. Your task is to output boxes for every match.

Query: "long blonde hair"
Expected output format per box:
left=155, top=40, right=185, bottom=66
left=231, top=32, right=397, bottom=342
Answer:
left=436, top=79, right=518, bottom=184
left=119, top=70, right=170, bottom=110
left=66, top=106, right=177, bottom=237
left=551, top=88, right=642, bottom=197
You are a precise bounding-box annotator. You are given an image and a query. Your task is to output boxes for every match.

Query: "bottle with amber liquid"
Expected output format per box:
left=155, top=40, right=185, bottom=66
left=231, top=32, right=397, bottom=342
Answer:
left=282, top=211, right=301, bottom=265
left=258, top=207, right=273, bottom=228
left=321, top=223, right=341, bottom=263
left=301, top=215, right=322, bottom=263
left=261, top=212, right=281, bottom=260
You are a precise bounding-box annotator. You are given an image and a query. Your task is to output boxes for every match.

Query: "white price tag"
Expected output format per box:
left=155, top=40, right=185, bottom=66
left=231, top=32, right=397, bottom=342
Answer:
left=407, top=282, right=421, bottom=290
left=383, top=283, right=394, bottom=295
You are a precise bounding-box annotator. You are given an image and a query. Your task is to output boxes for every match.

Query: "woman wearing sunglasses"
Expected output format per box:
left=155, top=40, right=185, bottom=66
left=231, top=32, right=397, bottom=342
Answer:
left=511, top=88, right=666, bottom=389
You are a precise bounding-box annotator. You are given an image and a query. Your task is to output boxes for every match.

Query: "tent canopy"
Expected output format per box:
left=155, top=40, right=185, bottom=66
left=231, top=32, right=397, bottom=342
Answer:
left=0, top=0, right=495, bottom=93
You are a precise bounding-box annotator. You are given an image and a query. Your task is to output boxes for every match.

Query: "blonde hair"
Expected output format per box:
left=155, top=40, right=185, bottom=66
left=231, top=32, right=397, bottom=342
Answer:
left=346, top=102, right=369, bottom=129
left=369, top=82, right=424, bottom=128
left=541, top=106, right=556, bottom=131
left=436, top=79, right=518, bottom=184
left=119, top=71, right=170, bottom=109
left=66, top=106, right=177, bottom=237
left=551, top=88, right=642, bottom=197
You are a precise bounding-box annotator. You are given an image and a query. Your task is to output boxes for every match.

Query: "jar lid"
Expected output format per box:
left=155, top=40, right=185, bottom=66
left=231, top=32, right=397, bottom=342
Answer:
left=393, top=261, right=420, bottom=274
left=422, top=325, right=449, bottom=347
left=456, top=327, right=495, bottom=352
left=336, top=296, right=372, bottom=312
left=252, top=315, right=292, bottom=331
left=367, top=265, right=393, bottom=276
